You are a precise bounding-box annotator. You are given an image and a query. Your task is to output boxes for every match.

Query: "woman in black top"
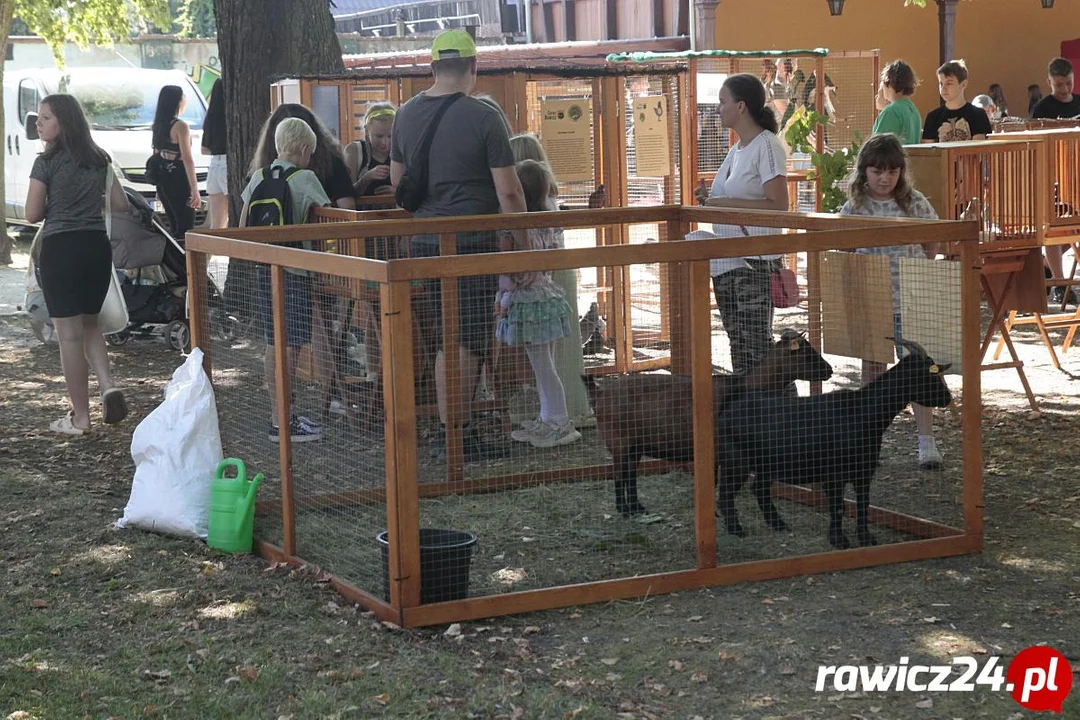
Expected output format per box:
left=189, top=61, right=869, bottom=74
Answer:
left=249, top=103, right=356, bottom=209
left=26, top=94, right=129, bottom=434
left=151, top=85, right=200, bottom=238
left=345, top=102, right=396, bottom=197
left=200, top=79, right=228, bottom=228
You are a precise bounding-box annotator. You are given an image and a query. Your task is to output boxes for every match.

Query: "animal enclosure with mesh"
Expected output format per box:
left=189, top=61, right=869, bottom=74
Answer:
left=187, top=205, right=981, bottom=627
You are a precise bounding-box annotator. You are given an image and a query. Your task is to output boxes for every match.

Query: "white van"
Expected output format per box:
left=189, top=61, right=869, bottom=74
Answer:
left=3, top=67, right=208, bottom=228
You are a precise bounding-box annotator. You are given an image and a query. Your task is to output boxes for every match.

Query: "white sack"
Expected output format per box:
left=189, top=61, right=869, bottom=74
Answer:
left=116, top=348, right=222, bottom=538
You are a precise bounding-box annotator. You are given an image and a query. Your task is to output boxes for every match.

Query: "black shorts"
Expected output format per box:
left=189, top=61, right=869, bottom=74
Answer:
left=39, top=229, right=112, bottom=319
left=411, top=231, right=499, bottom=357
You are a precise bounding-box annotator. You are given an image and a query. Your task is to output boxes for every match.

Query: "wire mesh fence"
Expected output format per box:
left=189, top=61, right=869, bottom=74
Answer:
left=187, top=204, right=980, bottom=627
left=692, top=51, right=878, bottom=211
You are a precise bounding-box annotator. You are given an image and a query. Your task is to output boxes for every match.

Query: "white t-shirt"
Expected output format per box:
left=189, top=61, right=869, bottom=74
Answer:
left=700, top=130, right=788, bottom=276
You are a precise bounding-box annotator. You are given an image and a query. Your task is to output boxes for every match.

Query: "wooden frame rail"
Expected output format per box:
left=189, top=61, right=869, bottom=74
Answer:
left=187, top=206, right=982, bottom=628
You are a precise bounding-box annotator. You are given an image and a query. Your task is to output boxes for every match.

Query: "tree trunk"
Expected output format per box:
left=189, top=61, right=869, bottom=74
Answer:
left=0, top=0, right=16, bottom=265
left=212, top=0, right=343, bottom=312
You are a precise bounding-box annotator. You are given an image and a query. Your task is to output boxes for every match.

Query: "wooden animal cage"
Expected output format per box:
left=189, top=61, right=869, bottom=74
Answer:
left=186, top=206, right=982, bottom=628
left=270, top=45, right=878, bottom=375
left=981, top=124, right=1080, bottom=370
left=605, top=48, right=880, bottom=209
left=906, top=139, right=1050, bottom=411
left=271, top=56, right=693, bottom=377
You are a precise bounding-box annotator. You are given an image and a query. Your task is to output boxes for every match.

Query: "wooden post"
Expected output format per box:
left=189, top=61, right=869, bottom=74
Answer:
left=689, top=260, right=717, bottom=569
left=814, top=55, right=826, bottom=210
left=1035, top=139, right=1049, bottom=247
left=600, top=75, right=629, bottom=362
left=871, top=52, right=881, bottom=125
left=186, top=248, right=212, bottom=376
left=381, top=279, right=422, bottom=616
left=605, top=0, right=618, bottom=39
left=960, top=238, right=984, bottom=547
left=667, top=216, right=693, bottom=375
left=808, top=56, right=829, bottom=396
left=693, top=0, right=719, bottom=50
left=806, top=250, right=824, bottom=396
left=438, top=233, right=465, bottom=483
left=271, top=265, right=296, bottom=556
left=936, top=0, right=958, bottom=67
left=682, top=61, right=699, bottom=204
left=652, top=0, right=665, bottom=36
left=594, top=77, right=611, bottom=325
left=563, top=0, right=577, bottom=41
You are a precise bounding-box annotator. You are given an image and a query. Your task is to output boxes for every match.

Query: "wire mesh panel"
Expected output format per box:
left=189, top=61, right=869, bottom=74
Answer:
left=207, top=259, right=285, bottom=548
left=416, top=258, right=699, bottom=599
left=907, top=140, right=1046, bottom=252
left=692, top=51, right=878, bottom=204
left=524, top=77, right=600, bottom=206
left=624, top=74, right=683, bottom=207
left=801, top=243, right=965, bottom=547
left=987, top=128, right=1080, bottom=236
left=187, top=206, right=981, bottom=627
left=348, top=82, right=398, bottom=145
left=820, top=54, right=877, bottom=153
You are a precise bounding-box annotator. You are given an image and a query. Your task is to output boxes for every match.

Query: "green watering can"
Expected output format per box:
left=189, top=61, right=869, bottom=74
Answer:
left=207, top=458, right=263, bottom=553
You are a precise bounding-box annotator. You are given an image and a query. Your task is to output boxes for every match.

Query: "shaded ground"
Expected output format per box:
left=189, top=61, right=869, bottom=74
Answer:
left=2, top=281, right=1080, bottom=717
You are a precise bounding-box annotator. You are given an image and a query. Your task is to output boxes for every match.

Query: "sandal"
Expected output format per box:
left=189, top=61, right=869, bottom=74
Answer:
left=50, top=411, right=89, bottom=436
left=101, top=388, right=128, bottom=424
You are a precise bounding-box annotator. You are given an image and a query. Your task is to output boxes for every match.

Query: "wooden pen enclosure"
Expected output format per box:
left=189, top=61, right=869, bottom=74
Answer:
left=186, top=206, right=982, bottom=627
left=270, top=46, right=879, bottom=376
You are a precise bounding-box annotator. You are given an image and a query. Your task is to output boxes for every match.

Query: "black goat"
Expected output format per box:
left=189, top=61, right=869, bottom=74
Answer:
left=716, top=339, right=952, bottom=549
left=588, top=330, right=833, bottom=518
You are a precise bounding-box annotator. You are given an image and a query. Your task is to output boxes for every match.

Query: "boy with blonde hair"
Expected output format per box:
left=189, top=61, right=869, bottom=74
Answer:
left=240, top=116, right=331, bottom=444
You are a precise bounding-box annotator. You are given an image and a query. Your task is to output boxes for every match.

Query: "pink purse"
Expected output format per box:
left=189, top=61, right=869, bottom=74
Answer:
left=769, top=267, right=800, bottom=308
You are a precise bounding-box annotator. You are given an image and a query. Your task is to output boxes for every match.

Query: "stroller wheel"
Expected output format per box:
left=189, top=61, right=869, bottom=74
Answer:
left=105, top=330, right=131, bottom=346
left=166, top=319, right=191, bottom=351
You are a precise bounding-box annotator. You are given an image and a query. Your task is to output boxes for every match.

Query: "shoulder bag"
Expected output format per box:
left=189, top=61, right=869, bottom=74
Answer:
left=395, top=93, right=464, bottom=212
left=100, top=166, right=130, bottom=335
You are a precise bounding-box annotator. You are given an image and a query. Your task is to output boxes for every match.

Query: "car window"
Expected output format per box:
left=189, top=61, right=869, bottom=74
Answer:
left=46, top=75, right=206, bottom=130
left=18, top=80, right=40, bottom=125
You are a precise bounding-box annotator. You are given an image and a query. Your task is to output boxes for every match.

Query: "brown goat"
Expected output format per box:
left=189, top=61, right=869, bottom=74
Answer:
left=588, top=330, right=833, bottom=517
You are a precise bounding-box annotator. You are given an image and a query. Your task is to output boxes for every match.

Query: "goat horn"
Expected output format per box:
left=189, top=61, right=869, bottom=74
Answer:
left=898, top=339, right=929, bottom=357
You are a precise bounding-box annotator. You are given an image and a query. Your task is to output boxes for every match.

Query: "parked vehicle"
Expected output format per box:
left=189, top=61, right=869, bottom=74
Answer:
left=3, top=67, right=209, bottom=229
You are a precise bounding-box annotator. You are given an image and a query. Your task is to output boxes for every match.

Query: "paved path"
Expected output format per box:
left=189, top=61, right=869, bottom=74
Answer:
left=0, top=239, right=31, bottom=317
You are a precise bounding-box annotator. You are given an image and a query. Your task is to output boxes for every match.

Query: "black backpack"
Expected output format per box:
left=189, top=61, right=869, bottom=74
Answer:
left=247, top=164, right=302, bottom=227
left=246, top=164, right=307, bottom=251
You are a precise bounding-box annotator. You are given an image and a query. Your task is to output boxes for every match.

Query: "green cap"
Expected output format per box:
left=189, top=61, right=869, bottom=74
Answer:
left=431, top=29, right=477, bottom=61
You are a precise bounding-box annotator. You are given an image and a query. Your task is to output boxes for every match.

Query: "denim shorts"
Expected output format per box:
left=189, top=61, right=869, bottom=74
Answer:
left=206, top=154, right=228, bottom=195
left=256, top=265, right=313, bottom=347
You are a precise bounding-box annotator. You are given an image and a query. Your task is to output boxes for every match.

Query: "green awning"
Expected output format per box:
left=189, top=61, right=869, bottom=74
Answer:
left=606, top=48, right=830, bottom=63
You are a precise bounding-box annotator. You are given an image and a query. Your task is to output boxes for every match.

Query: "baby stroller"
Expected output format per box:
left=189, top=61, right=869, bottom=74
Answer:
left=106, top=189, right=235, bottom=350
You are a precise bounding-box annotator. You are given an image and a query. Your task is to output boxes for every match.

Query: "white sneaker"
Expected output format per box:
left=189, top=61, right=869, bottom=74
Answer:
left=519, top=416, right=542, bottom=432
left=270, top=415, right=323, bottom=443
left=573, top=410, right=597, bottom=429
left=529, top=421, right=582, bottom=449
left=511, top=421, right=546, bottom=444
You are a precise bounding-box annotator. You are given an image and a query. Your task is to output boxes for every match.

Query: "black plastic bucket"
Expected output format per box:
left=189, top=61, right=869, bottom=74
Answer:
left=376, top=528, right=478, bottom=604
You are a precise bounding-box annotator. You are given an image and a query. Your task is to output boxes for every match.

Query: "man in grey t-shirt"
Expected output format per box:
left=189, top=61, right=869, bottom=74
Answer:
left=391, top=28, right=526, bottom=460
